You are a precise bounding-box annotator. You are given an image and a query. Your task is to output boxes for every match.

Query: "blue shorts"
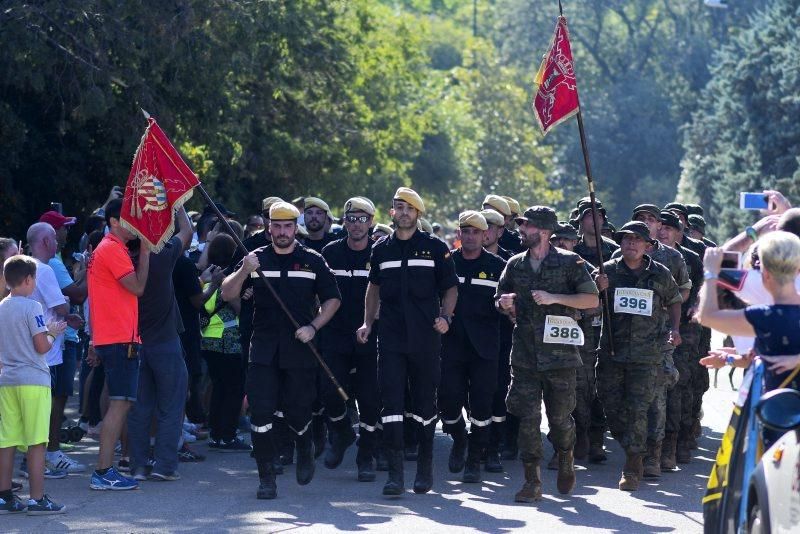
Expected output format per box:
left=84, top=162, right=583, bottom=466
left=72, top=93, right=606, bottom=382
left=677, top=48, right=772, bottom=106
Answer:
left=50, top=340, right=78, bottom=397
left=95, top=343, right=140, bottom=402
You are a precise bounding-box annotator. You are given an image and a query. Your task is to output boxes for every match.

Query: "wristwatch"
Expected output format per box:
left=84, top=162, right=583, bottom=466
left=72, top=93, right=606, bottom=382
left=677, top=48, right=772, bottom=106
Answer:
left=745, top=226, right=758, bottom=242
left=440, top=314, right=452, bottom=325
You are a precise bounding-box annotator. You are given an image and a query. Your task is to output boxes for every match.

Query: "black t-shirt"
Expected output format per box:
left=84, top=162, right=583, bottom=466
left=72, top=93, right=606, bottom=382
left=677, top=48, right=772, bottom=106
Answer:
left=303, top=233, right=337, bottom=254
left=173, top=254, right=202, bottom=339
left=138, top=236, right=185, bottom=344
left=242, top=243, right=341, bottom=368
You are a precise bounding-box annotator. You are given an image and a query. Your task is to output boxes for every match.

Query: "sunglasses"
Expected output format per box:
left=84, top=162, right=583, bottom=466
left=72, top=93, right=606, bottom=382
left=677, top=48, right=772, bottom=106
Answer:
left=345, top=215, right=370, bottom=223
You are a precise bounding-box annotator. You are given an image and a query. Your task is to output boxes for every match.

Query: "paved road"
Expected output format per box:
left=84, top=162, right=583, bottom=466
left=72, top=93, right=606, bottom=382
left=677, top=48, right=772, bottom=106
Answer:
left=5, top=369, right=742, bottom=533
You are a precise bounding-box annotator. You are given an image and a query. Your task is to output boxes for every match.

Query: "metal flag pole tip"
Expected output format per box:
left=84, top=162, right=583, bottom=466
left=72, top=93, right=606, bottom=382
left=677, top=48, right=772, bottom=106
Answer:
left=141, top=108, right=151, bottom=120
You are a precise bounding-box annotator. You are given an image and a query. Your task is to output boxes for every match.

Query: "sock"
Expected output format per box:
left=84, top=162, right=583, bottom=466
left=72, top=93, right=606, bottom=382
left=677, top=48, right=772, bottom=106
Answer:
left=96, top=467, right=110, bottom=475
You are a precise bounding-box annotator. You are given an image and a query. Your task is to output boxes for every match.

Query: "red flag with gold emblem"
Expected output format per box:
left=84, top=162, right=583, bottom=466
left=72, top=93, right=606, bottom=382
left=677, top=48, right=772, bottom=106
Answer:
left=121, top=116, right=200, bottom=252
left=533, top=16, right=580, bottom=135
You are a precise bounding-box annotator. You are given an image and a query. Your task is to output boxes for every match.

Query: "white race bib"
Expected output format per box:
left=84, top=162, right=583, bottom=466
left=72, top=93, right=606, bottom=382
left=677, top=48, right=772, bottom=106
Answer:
left=543, top=315, right=584, bottom=346
left=614, top=288, right=653, bottom=316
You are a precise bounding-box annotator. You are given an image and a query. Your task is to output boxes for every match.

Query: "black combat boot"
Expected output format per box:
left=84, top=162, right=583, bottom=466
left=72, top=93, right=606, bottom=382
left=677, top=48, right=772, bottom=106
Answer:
left=324, top=417, right=356, bottom=469
left=462, top=439, right=482, bottom=483
left=257, top=461, right=277, bottom=499
left=413, top=427, right=434, bottom=494
left=295, top=433, right=316, bottom=486
left=312, top=414, right=327, bottom=459
left=448, top=428, right=467, bottom=473
left=382, top=449, right=404, bottom=496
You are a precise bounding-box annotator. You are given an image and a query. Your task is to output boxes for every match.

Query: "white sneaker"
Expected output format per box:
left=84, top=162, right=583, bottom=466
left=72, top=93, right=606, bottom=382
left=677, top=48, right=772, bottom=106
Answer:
left=182, top=430, right=197, bottom=443
left=46, top=450, right=87, bottom=473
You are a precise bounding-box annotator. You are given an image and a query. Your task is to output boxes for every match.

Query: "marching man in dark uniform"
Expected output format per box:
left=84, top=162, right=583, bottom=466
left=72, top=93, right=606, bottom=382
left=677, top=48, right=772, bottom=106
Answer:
left=221, top=201, right=341, bottom=500
left=319, top=197, right=381, bottom=482
left=483, top=195, right=523, bottom=254
left=440, top=211, right=506, bottom=483
left=357, top=187, right=458, bottom=497
left=495, top=206, right=599, bottom=503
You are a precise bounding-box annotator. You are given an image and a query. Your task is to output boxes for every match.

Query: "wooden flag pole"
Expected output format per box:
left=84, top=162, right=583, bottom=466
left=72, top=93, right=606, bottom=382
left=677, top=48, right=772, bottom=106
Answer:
left=196, top=185, right=349, bottom=401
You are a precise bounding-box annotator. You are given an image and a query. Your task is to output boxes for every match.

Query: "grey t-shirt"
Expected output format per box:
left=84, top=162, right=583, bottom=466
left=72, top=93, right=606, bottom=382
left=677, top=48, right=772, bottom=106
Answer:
left=138, top=236, right=185, bottom=344
left=0, top=296, right=50, bottom=387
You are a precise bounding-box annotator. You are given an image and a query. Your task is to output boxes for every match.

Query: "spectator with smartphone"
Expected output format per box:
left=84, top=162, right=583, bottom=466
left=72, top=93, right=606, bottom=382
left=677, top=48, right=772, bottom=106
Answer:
left=86, top=198, right=150, bottom=491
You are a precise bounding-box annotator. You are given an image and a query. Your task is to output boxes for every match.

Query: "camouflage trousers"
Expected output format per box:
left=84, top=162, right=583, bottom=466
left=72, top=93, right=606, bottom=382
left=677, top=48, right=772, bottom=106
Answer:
left=572, top=345, right=598, bottom=434
left=506, top=366, right=576, bottom=463
left=693, top=327, right=713, bottom=420
left=597, top=359, right=658, bottom=454
left=646, top=343, right=678, bottom=443
left=666, top=323, right=700, bottom=439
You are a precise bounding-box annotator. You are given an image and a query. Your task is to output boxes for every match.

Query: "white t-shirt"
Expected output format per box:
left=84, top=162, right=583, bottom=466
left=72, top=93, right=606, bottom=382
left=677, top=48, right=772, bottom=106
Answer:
left=29, top=258, right=66, bottom=366
left=736, top=270, right=800, bottom=305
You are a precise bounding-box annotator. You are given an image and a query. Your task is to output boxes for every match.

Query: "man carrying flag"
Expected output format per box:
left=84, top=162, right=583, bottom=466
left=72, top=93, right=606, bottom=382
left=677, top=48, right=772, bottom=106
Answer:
left=88, top=116, right=199, bottom=490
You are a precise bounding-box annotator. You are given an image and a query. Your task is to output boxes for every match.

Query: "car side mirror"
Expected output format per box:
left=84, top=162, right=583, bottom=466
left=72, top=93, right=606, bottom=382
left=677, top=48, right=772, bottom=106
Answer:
left=756, top=388, right=800, bottom=432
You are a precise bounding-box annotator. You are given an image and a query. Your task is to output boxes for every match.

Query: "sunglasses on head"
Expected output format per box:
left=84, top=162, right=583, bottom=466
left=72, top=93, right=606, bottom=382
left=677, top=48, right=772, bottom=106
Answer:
left=345, top=215, right=370, bottom=223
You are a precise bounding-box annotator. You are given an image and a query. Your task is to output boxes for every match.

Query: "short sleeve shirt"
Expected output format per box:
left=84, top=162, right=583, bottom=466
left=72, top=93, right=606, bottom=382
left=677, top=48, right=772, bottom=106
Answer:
left=745, top=304, right=800, bottom=391
left=30, top=259, right=66, bottom=366
left=0, top=296, right=50, bottom=386
left=138, top=237, right=185, bottom=344
left=87, top=234, right=140, bottom=346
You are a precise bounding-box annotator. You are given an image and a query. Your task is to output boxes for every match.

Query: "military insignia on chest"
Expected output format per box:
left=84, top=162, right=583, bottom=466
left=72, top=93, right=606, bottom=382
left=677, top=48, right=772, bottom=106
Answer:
left=365, top=262, right=371, bottom=270
left=415, top=250, right=433, bottom=259
left=478, top=272, right=487, bottom=279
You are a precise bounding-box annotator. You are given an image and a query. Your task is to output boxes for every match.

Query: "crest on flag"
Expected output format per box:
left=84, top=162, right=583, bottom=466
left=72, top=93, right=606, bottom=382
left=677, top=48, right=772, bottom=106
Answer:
left=533, top=16, right=580, bottom=135
left=121, top=116, right=200, bottom=252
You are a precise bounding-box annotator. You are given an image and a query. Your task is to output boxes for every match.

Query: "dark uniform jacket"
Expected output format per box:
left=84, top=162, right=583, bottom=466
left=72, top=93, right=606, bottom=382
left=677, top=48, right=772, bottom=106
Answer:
left=675, top=243, right=703, bottom=323
left=681, top=234, right=707, bottom=259
left=242, top=242, right=340, bottom=368
left=595, top=255, right=682, bottom=365
left=495, top=246, right=599, bottom=372
left=499, top=229, right=524, bottom=254
left=368, top=229, right=458, bottom=353
left=443, top=249, right=506, bottom=361
left=303, top=233, right=337, bottom=253
left=320, top=238, right=374, bottom=353
left=575, top=235, right=619, bottom=268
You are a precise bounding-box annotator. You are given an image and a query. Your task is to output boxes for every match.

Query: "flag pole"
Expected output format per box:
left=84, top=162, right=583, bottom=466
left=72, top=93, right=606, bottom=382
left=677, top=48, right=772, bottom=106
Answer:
left=195, top=185, right=349, bottom=401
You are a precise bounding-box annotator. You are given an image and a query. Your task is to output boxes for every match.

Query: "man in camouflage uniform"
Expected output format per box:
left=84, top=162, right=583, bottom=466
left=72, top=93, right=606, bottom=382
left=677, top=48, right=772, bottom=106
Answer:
left=495, top=207, right=599, bottom=503
left=657, top=211, right=704, bottom=466
left=627, top=205, right=691, bottom=477
left=594, top=221, right=682, bottom=492
left=550, top=222, right=601, bottom=462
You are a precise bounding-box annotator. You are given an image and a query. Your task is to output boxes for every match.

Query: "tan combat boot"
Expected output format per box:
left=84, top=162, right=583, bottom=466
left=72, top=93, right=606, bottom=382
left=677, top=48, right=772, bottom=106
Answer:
left=642, top=440, right=662, bottom=478
left=618, top=453, right=642, bottom=491
left=556, top=449, right=576, bottom=495
left=660, top=433, right=678, bottom=471
left=514, top=462, right=543, bottom=503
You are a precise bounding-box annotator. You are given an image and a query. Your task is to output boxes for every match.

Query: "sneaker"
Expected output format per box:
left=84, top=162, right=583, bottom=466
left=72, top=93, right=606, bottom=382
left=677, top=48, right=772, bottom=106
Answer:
left=182, top=430, right=197, bottom=443
left=26, top=494, right=66, bottom=515
left=18, top=459, right=67, bottom=480
left=207, top=439, right=222, bottom=449
left=217, top=437, right=253, bottom=453
left=0, top=493, right=27, bottom=514
left=59, top=442, right=75, bottom=452
left=90, top=467, right=139, bottom=491
left=132, top=466, right=152, bottom=481
left=117, top=458, right=131, bottom=473
left=46, top=450, right=87, bottom=473
left=149, top=471, right=181, bottom=481
left=178, top=444, right=205, bottom=463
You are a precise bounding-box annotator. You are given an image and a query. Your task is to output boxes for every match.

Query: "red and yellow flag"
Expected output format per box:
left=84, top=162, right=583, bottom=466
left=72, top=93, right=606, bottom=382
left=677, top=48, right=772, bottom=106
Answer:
left=121, top=117, right=200, bottom=252
left=533, top=16, right=580, bottom=135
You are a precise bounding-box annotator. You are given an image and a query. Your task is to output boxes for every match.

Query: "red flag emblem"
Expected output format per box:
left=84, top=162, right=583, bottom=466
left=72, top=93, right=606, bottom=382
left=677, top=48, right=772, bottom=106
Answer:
left=533, top=16, right=580, bottom=135
left=121, top=117, right=200, bottom=252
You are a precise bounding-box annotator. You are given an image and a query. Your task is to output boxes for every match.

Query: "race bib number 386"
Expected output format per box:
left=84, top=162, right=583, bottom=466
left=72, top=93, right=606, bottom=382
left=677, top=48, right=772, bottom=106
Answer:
left=614, top=288, right=653, bottom=316
left=543, top=315, right=584, bottom=346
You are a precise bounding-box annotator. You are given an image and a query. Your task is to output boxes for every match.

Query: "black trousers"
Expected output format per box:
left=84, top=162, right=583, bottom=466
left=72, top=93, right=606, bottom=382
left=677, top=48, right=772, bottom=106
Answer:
left=203, top=350, right=245, bottom=442
left=378, top=344, right=440, bottom=450
left=440, top=338, right=497, bottom=447
left=321, top=343, right=380, bottom=449
left=247, top=362, right=317, bottom=465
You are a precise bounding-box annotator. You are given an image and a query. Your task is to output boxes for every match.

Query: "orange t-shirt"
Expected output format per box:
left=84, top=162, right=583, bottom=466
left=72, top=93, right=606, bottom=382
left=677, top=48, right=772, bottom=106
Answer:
left=87, top=233, right=140, bottom=346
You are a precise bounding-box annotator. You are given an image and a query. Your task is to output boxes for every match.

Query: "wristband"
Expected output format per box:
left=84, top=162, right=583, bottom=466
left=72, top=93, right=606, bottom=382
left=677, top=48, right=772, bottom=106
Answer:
left=745, top=226, right=758, bottom=242
left=725, top=355, right=736, bottom=366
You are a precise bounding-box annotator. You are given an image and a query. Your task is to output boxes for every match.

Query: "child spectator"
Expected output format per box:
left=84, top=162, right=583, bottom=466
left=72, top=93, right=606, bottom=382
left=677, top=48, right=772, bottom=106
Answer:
left=0, top=255, right=67, bottom=514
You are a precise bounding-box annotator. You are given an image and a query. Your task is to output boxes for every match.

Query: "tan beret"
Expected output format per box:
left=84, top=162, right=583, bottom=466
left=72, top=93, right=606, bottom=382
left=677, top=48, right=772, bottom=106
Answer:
left=296, top=224, right=309, bottom=238
left=304, top=197, right=331, bottom=215
left=373, top=223, right=393, bottom=237
left=459, top=210, right=488, bottom=231
left=343, top=197, right=375, bottom=216
left=393, top=187, right=425, bottom=214
left=482, top=194, right=511, bottom=217
left=262, top=196, right=284, bottom=212
left=480, top=209, right=505, bottom=227
left=418, top=218, right=434, bottom=234
left=501, top=196, right=521, bottom=216
left=269, top=201, right=301, bottom=221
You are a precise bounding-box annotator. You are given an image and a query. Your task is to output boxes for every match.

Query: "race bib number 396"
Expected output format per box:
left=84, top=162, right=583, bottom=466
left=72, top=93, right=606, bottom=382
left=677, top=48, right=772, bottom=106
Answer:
left=543, top=315, right=584, bottom=346
left=614, top=288, right=653, bottom=316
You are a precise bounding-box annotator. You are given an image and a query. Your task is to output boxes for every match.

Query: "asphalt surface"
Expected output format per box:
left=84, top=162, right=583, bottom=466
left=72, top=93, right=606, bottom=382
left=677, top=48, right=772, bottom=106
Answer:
left=4, top=369, right=742, bottom=533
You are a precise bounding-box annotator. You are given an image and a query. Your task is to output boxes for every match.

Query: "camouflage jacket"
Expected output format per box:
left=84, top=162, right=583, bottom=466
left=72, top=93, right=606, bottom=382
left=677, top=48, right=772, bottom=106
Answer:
left=574, top=235, right=619, bottom=268
left=496, top=246, right=598, bottom=371
left=595, top=255, right=682, bottom=364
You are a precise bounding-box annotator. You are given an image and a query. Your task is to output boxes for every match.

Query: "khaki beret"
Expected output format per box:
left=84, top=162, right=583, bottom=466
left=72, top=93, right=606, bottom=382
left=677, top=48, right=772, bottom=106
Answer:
left=269, top=201, right=301, bottom=221
left=296, top=224, right=309, bottom=238
left=480, top=209, right=505, bottom=227
left=418, top=218, right=434, bottom=234
left=501, top=196, right=521, bottom=216
left=458, top=210, right=488, bottom=231
left=482, top=194, right=512, bottom=217
left=394, top=187, right=425, bottom=213
left=262, top=196, right=284, bottom=213
left=343, top=197, right=375, bottom=216
left=304, top=197, right=331, bottom=216
left=373, top=223, right=393, bottom=237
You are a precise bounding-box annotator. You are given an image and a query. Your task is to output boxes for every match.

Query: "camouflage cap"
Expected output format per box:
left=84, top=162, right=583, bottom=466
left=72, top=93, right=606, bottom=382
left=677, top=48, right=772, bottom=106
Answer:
left=660, top=210, right=683, bottom=231
left=614, top=221, right=656, bottom=245
left=688, top=214, right=706, bottom=233
left=632, top=204, right=662, bottom=221
left=552, top=222, right=578, bottom=241
left=686, top=204, right=704, bottom=216
left=663, top=202, right=689, bottom=219
left=515, top=206, right=558, bottom=231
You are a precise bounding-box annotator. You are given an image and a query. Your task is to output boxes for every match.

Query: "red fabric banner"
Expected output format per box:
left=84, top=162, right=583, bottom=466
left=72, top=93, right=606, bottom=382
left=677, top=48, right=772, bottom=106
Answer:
left=121, top=117, right=200, bottom=252
left=533, top=16, right=580, bottom=135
